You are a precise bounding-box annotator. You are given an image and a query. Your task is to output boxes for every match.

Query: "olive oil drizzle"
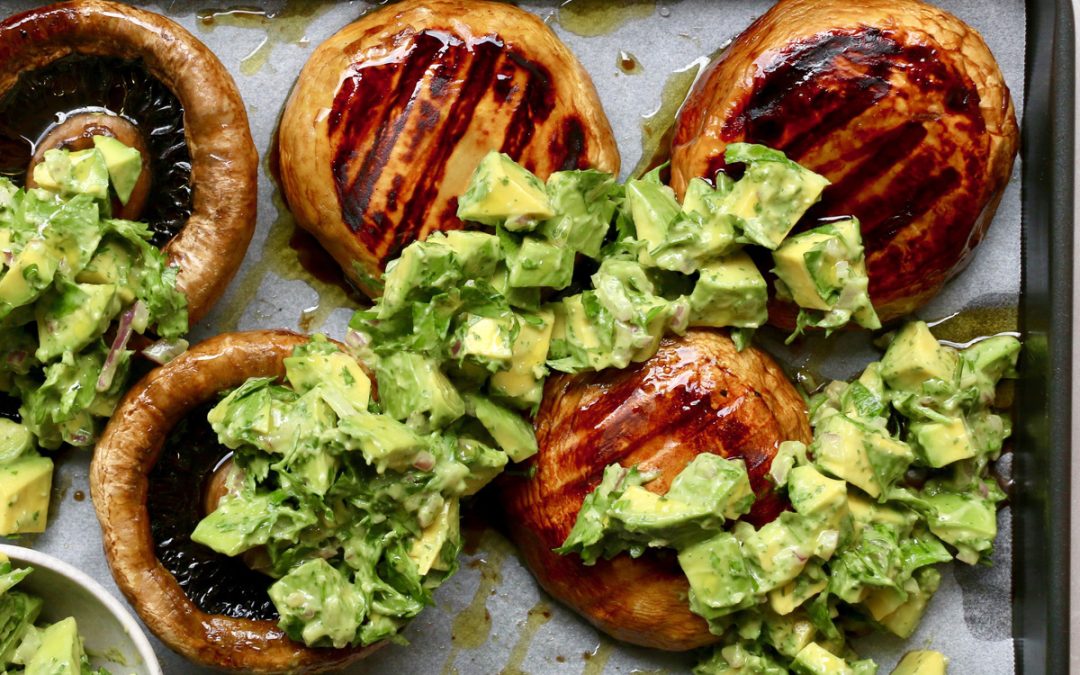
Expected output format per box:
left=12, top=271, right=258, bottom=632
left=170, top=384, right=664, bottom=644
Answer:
left=555, top=0, right=657, bottom=37
left=500, top=600, right=553, bottom=675
left=582, top=638, right=615, bottom=675
left=440, top=529, right=513, bottom=674
left=196, top=1, right=332, bottom=76
left=632, top=55, right=711, bottom=177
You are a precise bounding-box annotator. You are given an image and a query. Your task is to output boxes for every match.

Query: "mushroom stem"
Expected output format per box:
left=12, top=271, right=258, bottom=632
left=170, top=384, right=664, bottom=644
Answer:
left=27, top=110, right=151, bottom=220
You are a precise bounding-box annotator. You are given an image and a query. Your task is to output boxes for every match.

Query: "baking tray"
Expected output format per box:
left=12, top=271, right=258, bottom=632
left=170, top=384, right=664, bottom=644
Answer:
left=0, top=0, right=1069, bottom=673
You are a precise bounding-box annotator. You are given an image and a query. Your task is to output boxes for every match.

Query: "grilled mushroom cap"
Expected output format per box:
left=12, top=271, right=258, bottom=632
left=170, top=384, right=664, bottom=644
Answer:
left=499, top=330, right=811, bottom=650
left=90, top=331, right=377, bottom=673
left=278, top=0, right=620, bottom=297
left=0, top=0, right=258, bottom=324
left=670, top=0, right=1018, bottom=325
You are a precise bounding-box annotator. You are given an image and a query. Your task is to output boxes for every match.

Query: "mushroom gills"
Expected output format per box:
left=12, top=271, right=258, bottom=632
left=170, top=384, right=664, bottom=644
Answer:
left=148, top=401, right=277, bottom=621
left=0, top=54, right=192, bottom=248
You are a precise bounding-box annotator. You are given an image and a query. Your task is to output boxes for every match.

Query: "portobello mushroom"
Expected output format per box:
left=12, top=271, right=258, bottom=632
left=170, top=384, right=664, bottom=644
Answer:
left=670, top=0, right=1018, bottom=325
left=0, top=0, right=258, bottom=324
left=499, top=330, right=811, bottom=650
left=90, top=330, right=376, bottom=673
left=278, top=0, right=619, bottom=297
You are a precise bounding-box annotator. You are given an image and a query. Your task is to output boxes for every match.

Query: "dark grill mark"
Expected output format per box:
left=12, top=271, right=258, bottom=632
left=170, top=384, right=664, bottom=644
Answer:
left=148, top=402, right=277, bottom=622
left=328, top=29, right=584, bottom=268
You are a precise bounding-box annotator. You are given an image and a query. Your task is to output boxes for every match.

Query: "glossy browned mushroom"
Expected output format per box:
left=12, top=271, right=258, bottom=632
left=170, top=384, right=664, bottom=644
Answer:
left=670, top=0, right=1018, bottom=325
left=0, top=0, right=258, bottom=324
left=278, top=0, right=620, bottom=297
left=499, top=330, right=811, bottom=650
left=90, top=331, right=378, bottom=673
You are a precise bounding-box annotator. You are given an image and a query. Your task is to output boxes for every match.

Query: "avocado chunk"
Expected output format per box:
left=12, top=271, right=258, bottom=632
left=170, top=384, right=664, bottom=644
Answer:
left=768, top=562, right=828, bottom=616
left=34, top=281, right=118, bottom=362
left=490, top=309, right=554, bottom=408
left=457, top=152, right=555, bottom=228
left=373, top=352, right=465, bottom=429
left=791, top=642, right=854, bottom=675
left=881, top=322, right=958, bottom=392
left=268, top=558, right=365, bottom=649
left=910, top=417, right=976, bottom=468
left=625, top=176, right=681, bottom=266
left=284, top=346, right=371, bottom=410
left=0, top=240, right=59, bottom=316
left=409, top=498, right=460, bottom=575
left=763, top=609, right=818, bottom=659
left=548, top=292, right=617, bottom=372
left=499, top=230, right=575, bottom=290
left=878, top=567, right=941, bottom=638
left=920, top=489, right=998, bottom=563
left=540, top=170, right=618, bottom=259
left=679, top=532, right=758, bottom=620
left=787, top=464, right=848, bottom=516
left=92, top=135, right=143, bottom=205
left=688, top=251, right=768, bottom=328
left=959, top=334, right=1021, bottom=403
left=26, top=616, right=82, bottom=675
left=443, top=230, right=502, bottom=278
left=721, top=143, right=830, bottom=250
left=464, top=394, right=537, bottom=462
left=456, top=313, right=516, bottom=368
left=0, top=454, right=53, bottom=535
left=378, top=237, right=460, bottom=318
left=33, top=147, right=110, bottom=202
left=74, top=238, right=136, bottom=303
left=891, top=650, right=948, bottom=675
left=812, top=413, right=913, bottom=499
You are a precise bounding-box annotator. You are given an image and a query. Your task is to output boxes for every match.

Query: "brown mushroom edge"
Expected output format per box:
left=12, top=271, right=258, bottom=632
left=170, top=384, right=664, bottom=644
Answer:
left=89, top=331, right=378, bottom=673
left=0, top=0, right=258, bottom=325
left=499, top=329, right=811, bottom=651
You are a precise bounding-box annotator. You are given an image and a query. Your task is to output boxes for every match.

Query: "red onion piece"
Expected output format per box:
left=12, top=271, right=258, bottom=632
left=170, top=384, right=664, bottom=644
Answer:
left=97, top=305, right=136, bottom=392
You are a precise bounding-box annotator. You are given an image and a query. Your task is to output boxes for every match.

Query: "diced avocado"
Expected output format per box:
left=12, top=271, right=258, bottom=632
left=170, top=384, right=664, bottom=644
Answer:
left=863, top=583, right=910, bottom=622
left=768, top=562, right=828, bottom=616
left=846, top=492, right=915, bottom=538
left=269, top=558, right=365, bottom=649
left=490, top=309, right=553, bottom=408
left=489, top=263, right=540, bottom=310
left=890, top=650, right=948, bottom=675
left=910, top=417, right=975, bottom=468
left=441, top=230, right=502, bottom=278
left=464, top=394, right=537, bottom=462
left=881, top=322, right=958, bottom=392
left=457, top=152, right=555, bottom=228
left=34, top=282, right=118, bottom=362
left=540, top=170, right=618, bottom=259
left=879, top=567, right=941, bottom=638
left=738, top=514, right=819, bottom=592
left=0, top=240, right=59, bottom=313
left=35, top=147, right=110, bottom=202
left=457, top=437, right=509, bottom=495
left=74, top=238, right=135, bottom=303
left=688, top=251, right=768, bottom=328
left=920, top=491, right=997, bottom=563
left=791, top=642, right=853, bottom=675
left=763, top=609, right=818, bottom=659
left=409, top=498, right=459, bottom=575
left=665, top=453, right=755, bottom=520
left=811, top=414, right=880, bottom=498
left=0, top=454, right=53, bottom=535
left=26, top=616, right=82, bottom=675
left=93, top=135, right=143, bottom=205
left=772, top=231, right=837, bottom=310
left=551, top=292, right=617, bottom=372
left=959, top=335, right=1021, bottom=402
left=378, top=238, right=459, bottom=318
left=339, top=411, right=428, bottom=472
left=373, top=352, right=464, bottom=429
left=0, top=420, right=34, bottom=465
left=457, top=314, right=515, bottom=367
left=679, top=532, right=758, bottom=619
left=721, top=143, right=830, bottom=250
left=501, top=232, right=574, bottom=290
left=285, top=348, right=371, bottom=408
left=626, top=177, right=680, bottom=266
left=787, top=464, right=847, bottom=516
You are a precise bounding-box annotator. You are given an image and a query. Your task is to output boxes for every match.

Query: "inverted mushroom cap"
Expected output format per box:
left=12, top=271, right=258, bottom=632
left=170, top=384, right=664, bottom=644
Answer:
left=90, top=330, right=376, bottom=673
left=279, top=0, right=620, bottom=297
left=670, top=0, right=1018, bottom=325
left=499, top=330, right=811, bottom=650
left=0, top=0, right=258, bottom=324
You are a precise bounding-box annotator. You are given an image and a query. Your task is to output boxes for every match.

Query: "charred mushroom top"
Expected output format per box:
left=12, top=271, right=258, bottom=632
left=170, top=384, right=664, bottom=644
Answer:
left=670, top=0, right=1018, bottom=325
left=90, top=331, right=377, bottom=674
left=0, top=0, right=258, bottom=324
left=499, top=330, right=811, bottom=651
left=278, top=0, right=620, bottom=297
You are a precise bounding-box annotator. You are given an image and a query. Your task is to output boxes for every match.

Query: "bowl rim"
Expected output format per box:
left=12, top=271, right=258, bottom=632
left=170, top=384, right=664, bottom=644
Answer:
left=0, top=543, right=163, bottom=675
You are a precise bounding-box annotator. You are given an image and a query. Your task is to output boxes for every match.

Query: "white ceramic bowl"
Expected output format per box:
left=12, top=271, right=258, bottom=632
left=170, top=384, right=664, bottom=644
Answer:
left=0, top=544, right=161, bottom=675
